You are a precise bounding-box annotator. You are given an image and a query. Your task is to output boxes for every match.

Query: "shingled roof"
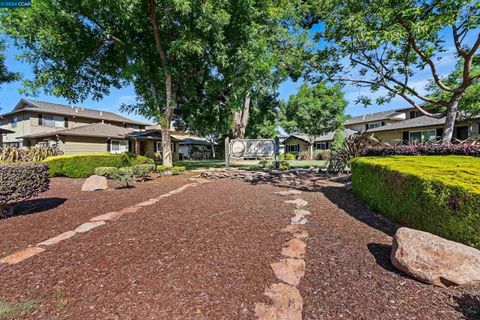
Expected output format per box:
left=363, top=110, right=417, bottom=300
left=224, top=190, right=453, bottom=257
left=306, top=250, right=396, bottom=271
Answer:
left=284, top=129, right=358, bottom=143
left=2, top=99, right=148, bottom=126
left=22, top=123, right=135, bottom=139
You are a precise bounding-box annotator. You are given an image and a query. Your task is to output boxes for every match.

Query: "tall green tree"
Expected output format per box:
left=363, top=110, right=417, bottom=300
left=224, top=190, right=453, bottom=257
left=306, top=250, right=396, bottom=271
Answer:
left=1, top=0, right=230, bottom=166
left=309, top=0, right=480, bottom=143
left=245, top=93, right=280, bottom=139
left=0, top=41, right=17, bottom=88
left=213, top=1, right=309, bottom=139
left=283, top=82, right=346, bottom=159
left=427, top=55, right=480, bottom=117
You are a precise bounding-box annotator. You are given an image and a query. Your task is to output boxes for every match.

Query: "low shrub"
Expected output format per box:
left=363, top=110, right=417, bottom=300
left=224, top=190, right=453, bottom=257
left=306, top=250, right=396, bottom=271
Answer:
left=259, top=159, right=269, bottom=168
left=111, top=167, right=134, bottom=188
left=132, top=164, right=155, bottom=181
left=94, top=167, right=119, bottom=179
left=44, top=154, right=153, bottom=178
left=279, top=160, right=290, bottom=171
left=314, top=150, right=332, bottom=161
left=0, top=163, right=50, bottom=215
left=362, top=143, right=480, bottom=157
left=351, top=156, right=480, bottom=248
left=280, top=153, right=296, bottom=160
left=171, top=166, right=186, bottom=175
left=298, top=151, right=310, bottom=160
left=155, top=165, right=173, bottom=174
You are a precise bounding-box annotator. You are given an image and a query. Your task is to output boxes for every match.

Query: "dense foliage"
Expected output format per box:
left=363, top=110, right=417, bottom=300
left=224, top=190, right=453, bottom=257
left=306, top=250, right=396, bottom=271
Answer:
left=352, top=156, right=480, bottom=248
left=0, top=162, right=50, bottom=215
left=44, top=154, right=152, bottom=178
left=0, top=40, right=18, bottom=88
left=309, top=0, right=480, bottom=143
left=0, top=146, right=63, bottom=162
left=363, top=143, right=480, bottom=157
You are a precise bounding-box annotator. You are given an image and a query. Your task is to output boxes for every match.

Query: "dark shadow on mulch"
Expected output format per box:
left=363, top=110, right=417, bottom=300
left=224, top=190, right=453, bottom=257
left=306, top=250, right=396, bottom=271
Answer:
left=322, top=185, right=397, bottom=236
left=367, top=243, right=402, bottom=275
left=454, top=293, right=480, bottom=320
left=3, top=198, right=67, bottom=218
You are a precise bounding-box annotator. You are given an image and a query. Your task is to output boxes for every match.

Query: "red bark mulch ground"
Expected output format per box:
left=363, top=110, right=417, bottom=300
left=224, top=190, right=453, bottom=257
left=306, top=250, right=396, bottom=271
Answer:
left=0, top=174, right=194, bottom=257
left=0, top=175, right=478, bottom=319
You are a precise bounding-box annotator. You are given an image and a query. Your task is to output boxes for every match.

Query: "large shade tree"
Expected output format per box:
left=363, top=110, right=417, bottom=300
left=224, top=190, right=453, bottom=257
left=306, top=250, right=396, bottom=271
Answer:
left=282, top=82, right=346, bottom=159
left=213, top=0, right=309, bottom=139
left=0, top=40, right=17, bottom=88
left=1, top=0, right=230, bottom=166
left=308, top=0, right=480, bottom=143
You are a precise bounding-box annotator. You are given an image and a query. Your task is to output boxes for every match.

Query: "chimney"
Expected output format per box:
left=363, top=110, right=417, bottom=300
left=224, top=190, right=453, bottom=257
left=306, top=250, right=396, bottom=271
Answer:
left=100, top=111, right=103, bottom=116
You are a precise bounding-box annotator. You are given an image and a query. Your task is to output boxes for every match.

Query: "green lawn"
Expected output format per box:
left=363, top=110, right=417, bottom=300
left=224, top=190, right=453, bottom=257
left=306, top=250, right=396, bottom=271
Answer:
left=175, top=159, right=326, bottom=170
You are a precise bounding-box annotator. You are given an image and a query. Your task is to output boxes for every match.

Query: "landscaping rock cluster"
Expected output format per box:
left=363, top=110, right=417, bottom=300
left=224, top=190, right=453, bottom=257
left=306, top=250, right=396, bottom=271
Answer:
left=201, top=168, right=346, bottom=191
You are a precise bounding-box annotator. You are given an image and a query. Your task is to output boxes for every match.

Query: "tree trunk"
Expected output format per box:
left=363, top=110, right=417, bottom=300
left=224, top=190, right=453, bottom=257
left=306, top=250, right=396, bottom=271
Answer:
left=211, top=142, right=216, bottom=159
left=232, top=91, right=251, bottom=139
left=309, top=139, right=314, bottom=160
left=441, top=93, right=462, bottom=144
left=161, top=125, right=173, bottom=166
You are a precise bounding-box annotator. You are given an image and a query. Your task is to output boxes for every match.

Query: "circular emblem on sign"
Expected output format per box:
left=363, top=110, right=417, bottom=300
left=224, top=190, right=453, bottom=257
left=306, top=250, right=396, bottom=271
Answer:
left=231, top=140, right=246, bottom=158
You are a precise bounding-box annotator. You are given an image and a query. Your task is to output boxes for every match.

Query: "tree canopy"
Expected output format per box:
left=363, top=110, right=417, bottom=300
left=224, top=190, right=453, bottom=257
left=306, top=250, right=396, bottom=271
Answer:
left=308, top=0, right=480, bottom=143
left=0, top=40, right=17, bottom=88
left=283, top=82, right=346, bottom=157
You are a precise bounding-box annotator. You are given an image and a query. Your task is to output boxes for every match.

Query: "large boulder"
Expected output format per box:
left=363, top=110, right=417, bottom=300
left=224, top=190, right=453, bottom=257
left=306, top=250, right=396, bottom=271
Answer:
left=391, top=227, right=480, bottom=287
left=81, top=175, right=108, bottom=191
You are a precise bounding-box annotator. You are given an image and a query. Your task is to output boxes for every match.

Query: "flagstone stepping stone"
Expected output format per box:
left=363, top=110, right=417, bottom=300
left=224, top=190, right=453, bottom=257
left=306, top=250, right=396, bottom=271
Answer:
left=157, top=193, right=172, bottom=200
left=254, top=283, right=303, bottom=320
left=90, top=212, right=122, bottom=222
left=270, top=259, right=306, bottom=286
left=284, top=198, right=308, bottom=208
left=281, top=225, right=309, bottom=239
left=74, top=221, right=106, bottom=233
left=293, top=209, right=311, bottom=216
left=37, top=231, right=76, bottom=247
left=0, top=247, right=46, bottom=264
left=119, top=206, right=141, bottom=214
left=135, top=199, right=158, bottom=207
left=274, top=190, right=302, bottom=196
left=282, top=238, right=306, bottom=259
left=291, top=215, right=308, bottom=225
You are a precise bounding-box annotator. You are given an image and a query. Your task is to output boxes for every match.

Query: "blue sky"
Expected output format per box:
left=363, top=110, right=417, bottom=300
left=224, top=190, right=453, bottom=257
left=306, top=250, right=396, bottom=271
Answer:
left=0, top=25, right=474, bottom=125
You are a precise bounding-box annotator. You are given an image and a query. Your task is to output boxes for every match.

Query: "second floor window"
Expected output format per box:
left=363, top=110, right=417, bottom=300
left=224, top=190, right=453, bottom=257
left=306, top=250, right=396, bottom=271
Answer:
left=367, top=122, right=385, bottom=130
left=12, top=116, right=17, bottom=128
left=38, top=114, right=67, bottom=128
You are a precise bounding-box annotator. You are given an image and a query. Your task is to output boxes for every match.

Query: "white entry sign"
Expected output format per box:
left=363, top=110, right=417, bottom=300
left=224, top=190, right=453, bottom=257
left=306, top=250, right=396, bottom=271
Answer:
left=230, top=139, right=275, bottom=158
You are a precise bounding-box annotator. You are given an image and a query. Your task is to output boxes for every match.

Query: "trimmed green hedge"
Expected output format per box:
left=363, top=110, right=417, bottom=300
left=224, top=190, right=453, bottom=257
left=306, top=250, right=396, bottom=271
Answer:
left=352, top=156, right=480, bottom=249
left=44, top=154, right=153, bottom=178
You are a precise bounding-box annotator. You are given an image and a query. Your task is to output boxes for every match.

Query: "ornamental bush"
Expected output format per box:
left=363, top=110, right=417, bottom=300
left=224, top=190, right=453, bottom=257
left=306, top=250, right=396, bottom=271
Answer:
left=171, top=166, right=186, bottom=175
left=280, top=153, right=296, bottom=160
left=351, top=156, right=480, bottom=248
left=0, top=163, right=50, bottom=215
left=362, top=143, right=480, bottom=157
left=44, top=154, right=153, bottom=178
left=131, top=164, right=155, bottom=181
left=94, top=167, right=119, bottom=179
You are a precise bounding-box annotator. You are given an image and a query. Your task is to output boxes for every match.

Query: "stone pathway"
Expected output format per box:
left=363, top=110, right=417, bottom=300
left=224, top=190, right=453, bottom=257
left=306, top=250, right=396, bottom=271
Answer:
left=0, top=179, right=210, bottom=265
left=255, top=190, right=310, bottom=320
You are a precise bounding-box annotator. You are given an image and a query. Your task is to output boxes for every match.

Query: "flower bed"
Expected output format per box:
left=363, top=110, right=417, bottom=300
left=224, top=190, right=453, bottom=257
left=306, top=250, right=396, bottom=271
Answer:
left=362, top=143, right=480, bottom=157
left=351, top=156, right=480, bottom=248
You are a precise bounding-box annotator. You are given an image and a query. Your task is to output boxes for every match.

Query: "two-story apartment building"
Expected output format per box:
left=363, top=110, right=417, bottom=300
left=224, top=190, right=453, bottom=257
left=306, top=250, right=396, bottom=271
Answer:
left=0, top=99, right=183, bottom=159
left=344, top=107, right=480, bottom=144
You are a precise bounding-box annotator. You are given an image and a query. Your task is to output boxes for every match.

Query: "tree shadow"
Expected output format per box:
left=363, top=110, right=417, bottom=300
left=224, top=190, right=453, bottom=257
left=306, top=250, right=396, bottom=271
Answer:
left=453, top=293, right=480, bottom=320
left=321, top=185, right=398, bottom=237
left=1, top=197, right=67, bottom=219
left=366, top=242, right=402, bottom=275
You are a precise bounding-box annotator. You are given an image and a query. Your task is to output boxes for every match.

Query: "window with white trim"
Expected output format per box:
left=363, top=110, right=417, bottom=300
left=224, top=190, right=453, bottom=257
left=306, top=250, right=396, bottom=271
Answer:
left=110, top=139, right=129, bottom=154
left=409, top=129, right=437, bottom=143
left=367, top=122, right=384, bottom=129
left=39, top=114, right=67, bottom=128
left=285, top=144, right=300, bottom=153
left=315, top=142, right=328, bottom=150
